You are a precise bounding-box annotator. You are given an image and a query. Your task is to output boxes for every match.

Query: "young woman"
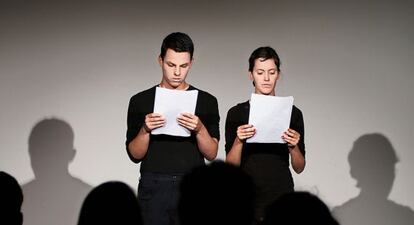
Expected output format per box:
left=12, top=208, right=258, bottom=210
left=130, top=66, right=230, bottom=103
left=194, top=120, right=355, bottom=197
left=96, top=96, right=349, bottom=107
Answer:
left=225, top=46, right=306, bottom=224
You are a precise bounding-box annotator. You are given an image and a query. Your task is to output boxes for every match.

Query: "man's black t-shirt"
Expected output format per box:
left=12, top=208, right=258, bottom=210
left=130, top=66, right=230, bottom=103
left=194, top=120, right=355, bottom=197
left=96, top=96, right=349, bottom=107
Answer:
left=126, top=85, right=220, bottom=174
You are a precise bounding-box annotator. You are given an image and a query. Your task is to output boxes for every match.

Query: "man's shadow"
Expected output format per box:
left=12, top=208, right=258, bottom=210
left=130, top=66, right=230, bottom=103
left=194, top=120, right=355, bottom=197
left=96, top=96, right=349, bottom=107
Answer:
left=332, top=133, right=414, bottom=225
left=22, top=118, right=92, bottom=225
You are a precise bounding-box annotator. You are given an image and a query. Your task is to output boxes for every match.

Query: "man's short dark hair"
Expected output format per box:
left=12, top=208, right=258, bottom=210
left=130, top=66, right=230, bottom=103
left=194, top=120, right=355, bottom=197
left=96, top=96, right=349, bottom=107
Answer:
left=160, top=32, right=194, bottom=60
left=248, top=46, right=281, bottom=72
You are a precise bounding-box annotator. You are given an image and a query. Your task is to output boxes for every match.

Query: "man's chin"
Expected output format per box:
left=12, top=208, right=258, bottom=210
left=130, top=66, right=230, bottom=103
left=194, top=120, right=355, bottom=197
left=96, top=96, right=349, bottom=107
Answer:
left=169, top=81, right=185, bottom=88
left=170, top=84, right=181, bottom=88
left=258, top=90, right=273, bottom=95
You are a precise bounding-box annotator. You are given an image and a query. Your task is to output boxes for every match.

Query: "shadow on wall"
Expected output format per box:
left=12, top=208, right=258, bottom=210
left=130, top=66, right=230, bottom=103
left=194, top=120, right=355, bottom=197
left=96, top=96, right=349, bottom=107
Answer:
left=332, top=133, right=414, bottom=225
left=22, top=118, right=92, bottom=225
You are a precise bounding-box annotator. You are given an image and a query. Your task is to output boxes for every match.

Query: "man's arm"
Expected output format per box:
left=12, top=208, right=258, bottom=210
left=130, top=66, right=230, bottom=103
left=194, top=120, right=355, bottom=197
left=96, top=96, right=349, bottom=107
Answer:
left=195, top=122, right=218, bottom=160
left=128, top=126, right=151, bottom=160
left=128, top=113, right=165, bottom=161
left=177, top=113, right=218, bottom=160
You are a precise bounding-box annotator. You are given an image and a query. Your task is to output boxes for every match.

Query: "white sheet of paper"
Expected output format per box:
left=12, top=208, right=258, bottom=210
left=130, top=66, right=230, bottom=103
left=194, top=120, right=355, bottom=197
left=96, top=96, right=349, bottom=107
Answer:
left=247, top=93, right=294, bottom=143
left=152, top=87, right=198, bottom=137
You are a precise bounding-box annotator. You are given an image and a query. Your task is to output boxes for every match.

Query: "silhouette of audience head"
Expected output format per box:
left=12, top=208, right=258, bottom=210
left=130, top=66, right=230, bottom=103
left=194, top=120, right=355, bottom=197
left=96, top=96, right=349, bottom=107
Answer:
left=349, top=133, right=398, bottom=196
left=178, top=161, right=255, bottom=225
left=0, top=171, right=23, bottom=225
left=28, top=118, right=76, bottom=178
left=262, top=191, right=338, bottom=225
left=77, top=181, right=142, bottom=225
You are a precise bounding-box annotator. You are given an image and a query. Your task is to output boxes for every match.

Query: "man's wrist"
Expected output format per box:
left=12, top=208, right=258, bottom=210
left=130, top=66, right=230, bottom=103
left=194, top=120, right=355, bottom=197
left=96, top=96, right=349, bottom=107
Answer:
left=141, top=125, right=151, bottom=134
left=235, top=137, right=244, bottom=144
left=195, top=124, right=205, bottom=135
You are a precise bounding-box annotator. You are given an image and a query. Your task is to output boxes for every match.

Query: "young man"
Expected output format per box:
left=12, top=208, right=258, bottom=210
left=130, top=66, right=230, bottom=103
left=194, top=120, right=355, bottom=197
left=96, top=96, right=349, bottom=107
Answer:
left=126, top=32, right=220, bottom=225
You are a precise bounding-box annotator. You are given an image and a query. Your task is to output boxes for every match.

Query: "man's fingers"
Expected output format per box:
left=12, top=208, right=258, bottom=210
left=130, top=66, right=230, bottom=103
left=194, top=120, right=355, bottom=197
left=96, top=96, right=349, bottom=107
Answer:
left=177, top=116, right=193, bottom=124
left=180, top=112, right=194, bottom=118
left=177, top=119, right=196, bottom=130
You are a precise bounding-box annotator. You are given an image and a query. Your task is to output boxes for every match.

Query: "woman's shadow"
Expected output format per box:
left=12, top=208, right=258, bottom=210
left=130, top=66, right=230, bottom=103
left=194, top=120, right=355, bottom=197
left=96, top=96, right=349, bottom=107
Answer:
left=332, top=133, right=414, bottom=225
left=22, top=118, right=92, bottom=225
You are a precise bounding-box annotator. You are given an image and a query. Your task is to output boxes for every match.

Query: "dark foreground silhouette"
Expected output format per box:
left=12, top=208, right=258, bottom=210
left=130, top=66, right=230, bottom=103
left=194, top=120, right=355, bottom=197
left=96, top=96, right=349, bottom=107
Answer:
left=178, top=161, right=255, bottom=225
left=262, top=191, right=338, bottom=225
left=77, top=181, right=142, bottom=225
left=1, top=171, right=24, bottom=225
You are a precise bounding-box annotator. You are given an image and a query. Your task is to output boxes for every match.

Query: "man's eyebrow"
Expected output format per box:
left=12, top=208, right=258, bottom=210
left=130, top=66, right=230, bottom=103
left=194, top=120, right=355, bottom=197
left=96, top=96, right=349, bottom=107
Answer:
left=166, top=61, right=176, bottom=66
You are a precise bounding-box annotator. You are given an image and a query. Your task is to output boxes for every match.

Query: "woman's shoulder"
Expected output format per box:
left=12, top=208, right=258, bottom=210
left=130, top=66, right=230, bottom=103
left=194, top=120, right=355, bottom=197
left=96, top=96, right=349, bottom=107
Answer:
left=292, top=105, right=303, bottom=115
left=228, top=100, right=249, bottom=113
left=226, top=101, right=250, bottom=122
left=291, top=105, right=304, bottom=124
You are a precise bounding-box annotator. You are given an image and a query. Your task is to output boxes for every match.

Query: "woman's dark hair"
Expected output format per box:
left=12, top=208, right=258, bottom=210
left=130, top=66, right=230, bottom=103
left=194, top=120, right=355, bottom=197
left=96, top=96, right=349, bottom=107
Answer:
left=248, top=46, right=281, bottom=72
left=160, top=32, right=194, bottom=60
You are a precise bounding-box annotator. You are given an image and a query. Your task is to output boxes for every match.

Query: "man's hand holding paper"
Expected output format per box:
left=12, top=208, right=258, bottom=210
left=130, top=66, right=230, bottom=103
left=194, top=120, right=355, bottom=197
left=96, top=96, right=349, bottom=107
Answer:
left=143, top=113, right=166, bottom=133
left=177, top=112, right=204, bottom=134
left=151, top=87, right=199, bottom=137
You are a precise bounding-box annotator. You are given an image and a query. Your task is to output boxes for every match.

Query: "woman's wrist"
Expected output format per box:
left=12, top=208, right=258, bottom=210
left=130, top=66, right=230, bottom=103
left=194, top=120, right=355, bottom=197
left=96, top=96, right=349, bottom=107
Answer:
left=288, top=144, right=297, bottom=151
